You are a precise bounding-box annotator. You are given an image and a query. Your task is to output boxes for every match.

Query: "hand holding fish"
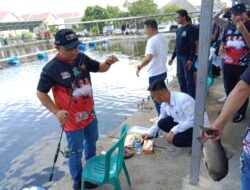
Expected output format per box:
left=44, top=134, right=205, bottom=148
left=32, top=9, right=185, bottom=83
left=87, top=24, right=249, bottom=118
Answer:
left=202, top=124, right=223, bottom=141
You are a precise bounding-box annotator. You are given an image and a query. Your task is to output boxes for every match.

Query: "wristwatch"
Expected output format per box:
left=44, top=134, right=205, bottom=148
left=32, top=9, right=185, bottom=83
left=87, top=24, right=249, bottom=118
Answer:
left=105, top=61, right=112, bottom=66
left=137, top=65, right=141, bottom=70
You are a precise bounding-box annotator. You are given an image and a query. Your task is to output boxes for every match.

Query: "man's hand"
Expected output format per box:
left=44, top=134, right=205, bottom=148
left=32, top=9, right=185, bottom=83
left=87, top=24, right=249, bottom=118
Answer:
left=166, top=131, right=174, bottom=144
left=186, top=60, right=193, bottom=70
left=55, top=110, right=69, bottom=125
left=168, top=59, right=173, bottom=65
left=142, top=134, right=150, bottom=140
left=136, top=65, right=141, bottom=77
left=223, top=7, right=230, bottom=14
left=236, top=21, right=246, bottom=33
left=105, top=55, right=119, bottom=65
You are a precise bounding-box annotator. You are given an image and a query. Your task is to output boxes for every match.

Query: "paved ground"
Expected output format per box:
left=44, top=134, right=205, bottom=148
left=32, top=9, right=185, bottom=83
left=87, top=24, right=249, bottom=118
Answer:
left=48, top=76, right=249, bottom=190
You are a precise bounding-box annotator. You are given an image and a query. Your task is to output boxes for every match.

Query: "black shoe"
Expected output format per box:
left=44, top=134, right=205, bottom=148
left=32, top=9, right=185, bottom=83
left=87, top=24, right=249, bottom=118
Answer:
left=85, top=181, right=98, bottom=189
left=73, top=181, right=98, bottom=190
left=232, top=113, right=245, bottom=123
left=72, top=182, right=81, bottom=190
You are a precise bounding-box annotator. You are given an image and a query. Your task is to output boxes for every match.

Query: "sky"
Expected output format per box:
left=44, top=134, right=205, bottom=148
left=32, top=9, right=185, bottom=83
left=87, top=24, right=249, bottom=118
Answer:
left=0, top=0, right=232, bottom=15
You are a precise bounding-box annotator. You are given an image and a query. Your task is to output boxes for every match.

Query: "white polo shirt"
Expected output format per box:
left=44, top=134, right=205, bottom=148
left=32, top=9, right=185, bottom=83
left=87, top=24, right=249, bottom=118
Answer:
left=145, top=33, right=168, bottom=77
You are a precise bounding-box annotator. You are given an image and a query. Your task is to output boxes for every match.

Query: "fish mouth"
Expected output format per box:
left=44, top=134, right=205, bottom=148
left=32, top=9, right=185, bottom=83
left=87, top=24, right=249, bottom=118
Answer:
left=208, top=170, right=228, bottom=181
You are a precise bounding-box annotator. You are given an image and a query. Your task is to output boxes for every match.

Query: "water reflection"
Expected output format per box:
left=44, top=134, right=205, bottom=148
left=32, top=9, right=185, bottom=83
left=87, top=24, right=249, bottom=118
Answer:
left=0, top=43, right=54, bottom=59
left=0, top=38, right=175, bottom=189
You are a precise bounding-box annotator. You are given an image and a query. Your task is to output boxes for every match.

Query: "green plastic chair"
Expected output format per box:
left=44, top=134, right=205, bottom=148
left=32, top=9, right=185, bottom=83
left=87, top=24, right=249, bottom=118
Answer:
left=81, top=124, right=131, bottom=190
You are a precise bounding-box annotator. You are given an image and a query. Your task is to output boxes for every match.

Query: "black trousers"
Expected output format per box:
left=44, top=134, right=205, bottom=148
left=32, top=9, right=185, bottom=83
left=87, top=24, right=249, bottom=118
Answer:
left=158, top=116, right=193, bottom=147
left=223, top=64, right=249, bottom=115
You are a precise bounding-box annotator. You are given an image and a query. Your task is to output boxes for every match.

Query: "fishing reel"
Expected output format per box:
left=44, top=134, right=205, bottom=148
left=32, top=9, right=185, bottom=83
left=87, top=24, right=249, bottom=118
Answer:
left=60, top=146, right=71, bottom=159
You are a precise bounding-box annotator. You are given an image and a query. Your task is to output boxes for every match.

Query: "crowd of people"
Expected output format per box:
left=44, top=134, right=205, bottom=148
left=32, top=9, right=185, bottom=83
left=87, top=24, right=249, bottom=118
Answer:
left=36, top=3, right=250, bottom=190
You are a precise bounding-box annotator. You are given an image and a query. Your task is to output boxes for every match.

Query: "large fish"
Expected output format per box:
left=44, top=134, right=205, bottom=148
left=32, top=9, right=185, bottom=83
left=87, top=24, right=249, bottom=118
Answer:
left=200, top=127, right=233, bottom=181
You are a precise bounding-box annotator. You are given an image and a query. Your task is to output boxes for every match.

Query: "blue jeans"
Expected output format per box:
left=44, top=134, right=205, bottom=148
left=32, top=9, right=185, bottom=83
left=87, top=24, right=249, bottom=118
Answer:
left=176, top=55, right=195, bottom=98
left=65, top=118, right=99, bottom=184
left=149, top=72, right=167, bottom=115
left=240, top=151, right=250, bottom=190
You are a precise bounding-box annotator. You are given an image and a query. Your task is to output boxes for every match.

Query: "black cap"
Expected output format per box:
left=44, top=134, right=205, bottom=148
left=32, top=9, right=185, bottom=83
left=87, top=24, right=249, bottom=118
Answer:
left=54, top=29, right=80, bottom=49
left=231, top=3, right=246, bottom=15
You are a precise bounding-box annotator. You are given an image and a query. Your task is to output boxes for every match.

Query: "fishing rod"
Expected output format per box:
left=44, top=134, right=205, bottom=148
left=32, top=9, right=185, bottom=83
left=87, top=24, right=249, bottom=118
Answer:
left=49, top=52, right=85, bottom=182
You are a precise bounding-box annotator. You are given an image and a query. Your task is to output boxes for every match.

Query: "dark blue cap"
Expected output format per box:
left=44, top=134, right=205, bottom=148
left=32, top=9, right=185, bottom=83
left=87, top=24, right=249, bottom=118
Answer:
left=231, top=3, right=246, bottom=15
left=54, top=29, right=80, bottom=49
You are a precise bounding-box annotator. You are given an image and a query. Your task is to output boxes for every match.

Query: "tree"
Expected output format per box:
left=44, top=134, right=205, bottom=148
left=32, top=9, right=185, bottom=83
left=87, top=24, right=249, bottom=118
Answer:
left=127, top=0, right=159, bottom=16
left=82, top=5, right=108, bottom=33
left=161, top=5, right=183, bottom=21
left=83, top=5, right=108, bottom=21
left=48, top=26, right=58, bottom=36
left=106, top=5, right=122, bottom=19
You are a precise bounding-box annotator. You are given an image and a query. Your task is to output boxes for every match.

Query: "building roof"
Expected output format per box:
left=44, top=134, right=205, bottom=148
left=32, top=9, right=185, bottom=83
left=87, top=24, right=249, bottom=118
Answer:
left=0, top=11, right=9, bottom=21
left=56, top=12, right=82, bottom=19
left=160, top=0, right=200, bottom=12
left=20, top=14, right=33, bottom=21
left=0, top=11, right=21, bottom=22
left=31, top=12, right=57, bottom=21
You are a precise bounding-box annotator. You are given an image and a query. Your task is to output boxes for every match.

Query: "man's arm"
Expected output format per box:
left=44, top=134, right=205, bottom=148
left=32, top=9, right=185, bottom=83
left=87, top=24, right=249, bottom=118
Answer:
left=169, top=45, right=176, bottom=66
left=37, top=90, right=69, bottom=124
left=142, top=107, right=167, bottom=139
left=214, top=80, right=250, bottom=131
left=237, top=21, right=250, bottom=47
left=136, top=54, right=153, bottom=77
left=186, top=26, right=196, bottom=70
left=211, top=24, right=220, bottom=43
left=213, top=9, right=230, bottom=31
left=170, top=101, right=195, bottom=135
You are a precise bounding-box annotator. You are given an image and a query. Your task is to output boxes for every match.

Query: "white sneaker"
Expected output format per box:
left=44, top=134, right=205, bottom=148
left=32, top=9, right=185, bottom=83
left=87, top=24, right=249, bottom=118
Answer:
left=217, top=94, right=227, bottom=103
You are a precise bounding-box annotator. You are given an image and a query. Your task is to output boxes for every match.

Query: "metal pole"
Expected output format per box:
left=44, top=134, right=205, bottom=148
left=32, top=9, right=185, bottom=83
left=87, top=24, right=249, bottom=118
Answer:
left=189, top=0, right=214, bottom=185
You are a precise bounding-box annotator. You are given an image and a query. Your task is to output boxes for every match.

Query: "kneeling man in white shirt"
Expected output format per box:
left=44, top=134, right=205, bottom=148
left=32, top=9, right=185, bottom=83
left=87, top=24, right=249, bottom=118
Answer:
left=143, top=80, right=210, bottom=147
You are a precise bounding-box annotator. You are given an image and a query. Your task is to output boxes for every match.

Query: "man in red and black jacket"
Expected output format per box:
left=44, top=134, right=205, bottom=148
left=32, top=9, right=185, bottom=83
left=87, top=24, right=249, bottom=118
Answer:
left=214, top=3, right=250, bottom=123
left=37, top=29, right=118, bottom=190
left=214, top=4, right=250, bottom=122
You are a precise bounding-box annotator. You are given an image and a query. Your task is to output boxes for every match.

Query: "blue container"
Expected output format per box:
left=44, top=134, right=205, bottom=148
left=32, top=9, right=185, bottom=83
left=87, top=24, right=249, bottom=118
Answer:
left=36, top=51, right=48, bottom=61
left=88, top=41, right=97, bottom=49
left=7, top=56, right=20, bottom=66
left=78, top=43, right=87, bottom=52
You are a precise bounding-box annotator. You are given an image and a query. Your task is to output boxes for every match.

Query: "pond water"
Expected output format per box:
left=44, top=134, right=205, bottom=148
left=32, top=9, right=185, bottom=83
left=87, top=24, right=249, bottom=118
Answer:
left=0, top=37, right=176, bottom=189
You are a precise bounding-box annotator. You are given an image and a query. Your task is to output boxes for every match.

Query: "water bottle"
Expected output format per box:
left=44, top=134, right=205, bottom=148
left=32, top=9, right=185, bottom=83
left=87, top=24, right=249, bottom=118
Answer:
left=159, top=129, right=164, bottom=138
left=134, top=139, right=142, bottom=155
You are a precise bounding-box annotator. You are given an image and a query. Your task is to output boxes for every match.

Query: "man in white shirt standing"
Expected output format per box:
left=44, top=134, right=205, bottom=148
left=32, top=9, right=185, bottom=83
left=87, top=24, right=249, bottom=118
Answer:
left=143, top=80, right=210, bottom=147
left=136, top=19, right=169, bottom=116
